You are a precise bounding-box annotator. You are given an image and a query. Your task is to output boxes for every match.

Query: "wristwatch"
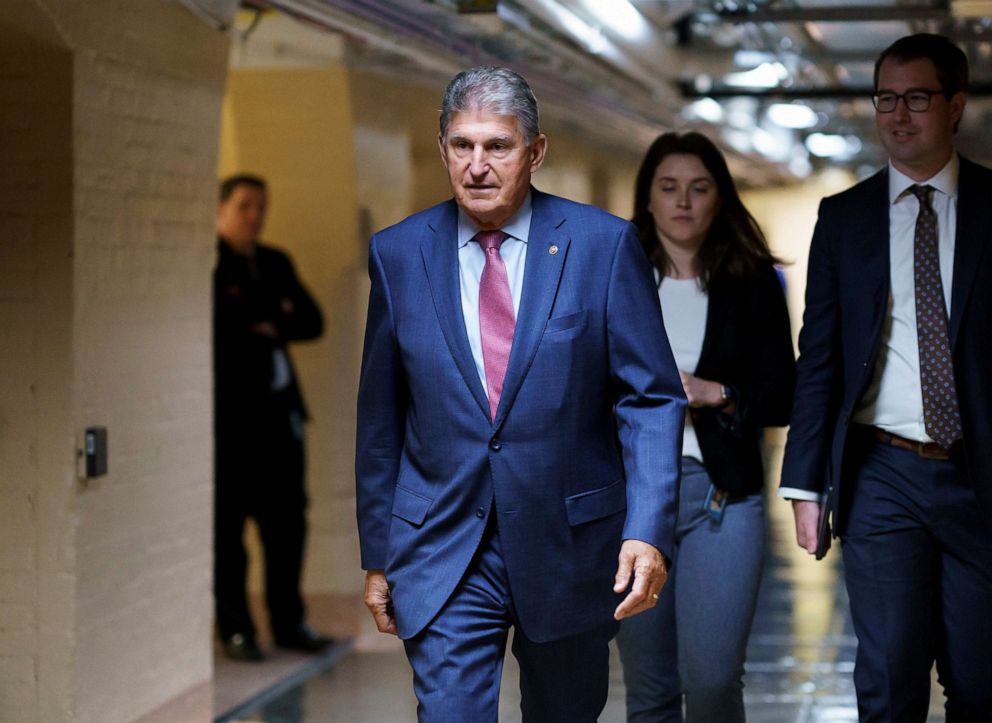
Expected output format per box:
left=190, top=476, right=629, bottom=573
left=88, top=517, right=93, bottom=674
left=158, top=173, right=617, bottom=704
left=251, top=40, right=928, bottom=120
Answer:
left=720, top=384, right=735, bottom=407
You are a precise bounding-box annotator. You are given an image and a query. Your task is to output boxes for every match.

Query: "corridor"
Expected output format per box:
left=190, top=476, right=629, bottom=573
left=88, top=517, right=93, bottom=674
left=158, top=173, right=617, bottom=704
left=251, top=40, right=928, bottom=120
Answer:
left=225, top=441, right=947, bottom=722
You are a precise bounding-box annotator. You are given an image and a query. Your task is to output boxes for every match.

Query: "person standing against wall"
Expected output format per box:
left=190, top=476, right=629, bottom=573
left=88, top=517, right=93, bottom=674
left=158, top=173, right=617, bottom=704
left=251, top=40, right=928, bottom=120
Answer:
left=214, top=174, right=331, bottom=661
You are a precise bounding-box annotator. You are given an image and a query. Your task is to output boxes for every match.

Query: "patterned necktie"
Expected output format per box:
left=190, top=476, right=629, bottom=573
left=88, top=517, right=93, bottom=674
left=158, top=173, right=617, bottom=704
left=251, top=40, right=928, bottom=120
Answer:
left=910, top=184, right=962, bottom=447
left=475, top=230, right=515, bottom=421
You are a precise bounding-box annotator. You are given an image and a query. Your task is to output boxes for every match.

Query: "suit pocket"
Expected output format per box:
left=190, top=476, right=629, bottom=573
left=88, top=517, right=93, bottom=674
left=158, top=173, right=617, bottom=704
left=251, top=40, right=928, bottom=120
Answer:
left=391, top=485, right=433, bottom=526
left=543, top=310, right=587, bottom=340
left=565, top=479, right=626, bottom=526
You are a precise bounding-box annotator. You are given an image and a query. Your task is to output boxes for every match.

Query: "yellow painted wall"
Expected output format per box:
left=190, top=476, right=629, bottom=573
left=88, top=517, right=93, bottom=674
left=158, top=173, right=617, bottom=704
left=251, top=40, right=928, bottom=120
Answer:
left=742, top=168, right=857, bottom=348
left=218, top=67, right=364, bottom=596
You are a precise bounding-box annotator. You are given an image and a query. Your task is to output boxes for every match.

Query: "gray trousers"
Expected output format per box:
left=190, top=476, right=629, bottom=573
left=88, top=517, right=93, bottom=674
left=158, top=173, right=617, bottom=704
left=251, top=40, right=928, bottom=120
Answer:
left=617, top=457, right=766, bottom=723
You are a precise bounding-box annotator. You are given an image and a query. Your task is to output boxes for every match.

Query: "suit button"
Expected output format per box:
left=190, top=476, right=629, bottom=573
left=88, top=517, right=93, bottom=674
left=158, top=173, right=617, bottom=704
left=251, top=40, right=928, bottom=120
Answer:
left=489, top=438, right=501, bottom=451
left=476, top=508, right=486, bottom=518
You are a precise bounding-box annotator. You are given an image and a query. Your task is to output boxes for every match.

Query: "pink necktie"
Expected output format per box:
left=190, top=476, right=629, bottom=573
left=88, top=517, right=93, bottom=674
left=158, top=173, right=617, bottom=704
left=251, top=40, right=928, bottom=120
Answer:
left=475, top=230, right=515, bottom=421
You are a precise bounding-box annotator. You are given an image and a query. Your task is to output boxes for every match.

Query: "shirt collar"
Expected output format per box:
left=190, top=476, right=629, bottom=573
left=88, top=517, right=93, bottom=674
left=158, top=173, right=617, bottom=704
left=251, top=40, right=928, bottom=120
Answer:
left=888, top=153, right=959, bottom=205
left=457, top=191, right=533, bottom=248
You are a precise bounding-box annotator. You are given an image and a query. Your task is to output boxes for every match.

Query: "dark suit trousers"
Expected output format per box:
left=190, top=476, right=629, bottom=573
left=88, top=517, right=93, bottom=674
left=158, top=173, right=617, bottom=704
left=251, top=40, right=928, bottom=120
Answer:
left=214, top=408, right=308, bottom=640
left=841, top=438, right=992, bottom=722
left=402, top=516, right=618, bottom=723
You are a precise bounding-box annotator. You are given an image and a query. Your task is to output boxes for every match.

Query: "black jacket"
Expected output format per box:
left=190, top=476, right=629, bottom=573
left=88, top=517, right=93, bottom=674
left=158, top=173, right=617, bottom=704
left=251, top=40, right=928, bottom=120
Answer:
left=214, top=239, right=323, bottom=427
left=687, top=261, right=796, bottom=496
left=782, top=157, right=992, bottom=528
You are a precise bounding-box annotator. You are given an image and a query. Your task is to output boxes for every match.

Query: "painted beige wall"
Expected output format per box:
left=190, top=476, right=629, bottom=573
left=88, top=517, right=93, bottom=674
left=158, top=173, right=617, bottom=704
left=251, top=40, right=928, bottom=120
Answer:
left=742, top=167, right=857, bottom=346
left=219, top=67, right=365, bottom=597
left=1, top=2, right=229, bottom=721
left=0, top=6, right=75, bottom=722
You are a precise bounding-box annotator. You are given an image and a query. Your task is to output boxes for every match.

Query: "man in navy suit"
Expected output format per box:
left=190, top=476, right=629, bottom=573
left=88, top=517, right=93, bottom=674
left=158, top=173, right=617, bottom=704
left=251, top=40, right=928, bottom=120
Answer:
left=356, top=67, right=685, bottom=721
left=781, top=34, right=992, bottom=721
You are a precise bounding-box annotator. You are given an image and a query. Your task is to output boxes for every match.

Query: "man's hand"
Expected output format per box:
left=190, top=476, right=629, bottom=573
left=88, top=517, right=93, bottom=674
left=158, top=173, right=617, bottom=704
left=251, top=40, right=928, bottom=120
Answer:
left=364, top=570, right=397, bottom=635
left=792, top=500, right=827, bottom=556
left=613, top=539, right=667, bottom=620
left=249, top=320, right=279, bottom=339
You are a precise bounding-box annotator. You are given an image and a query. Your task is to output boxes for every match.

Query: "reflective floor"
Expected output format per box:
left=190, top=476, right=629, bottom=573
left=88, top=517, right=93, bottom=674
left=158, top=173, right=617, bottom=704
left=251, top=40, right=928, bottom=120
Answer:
left=231, top=438, right=947, bottom=722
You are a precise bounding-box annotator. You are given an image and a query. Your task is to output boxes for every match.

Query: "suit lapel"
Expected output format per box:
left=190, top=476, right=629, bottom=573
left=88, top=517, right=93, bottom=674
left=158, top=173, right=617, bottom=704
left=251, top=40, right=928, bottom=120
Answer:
left=856, top=170, right=891, bottom=350
left=949, top=157, right=992, bottom=349
left=493, top=191, right=569, bottom=428
left=420, top=202, right=491, bottom=420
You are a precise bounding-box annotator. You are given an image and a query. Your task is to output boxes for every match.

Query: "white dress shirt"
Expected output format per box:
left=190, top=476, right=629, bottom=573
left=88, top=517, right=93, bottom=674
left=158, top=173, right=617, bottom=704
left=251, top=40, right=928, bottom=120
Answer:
left=852, top=156, right=957, bottom=439
left=458, top=193, right=532, bottom=394
left=781, top=155, right=959, bottom=502
left=656, top=273, right=708, bottom=463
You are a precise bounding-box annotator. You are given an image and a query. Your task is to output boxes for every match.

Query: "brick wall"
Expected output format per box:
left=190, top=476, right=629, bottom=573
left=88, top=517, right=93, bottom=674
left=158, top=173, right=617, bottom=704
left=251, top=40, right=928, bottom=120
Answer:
left=0, top=2, right=230, bottom=721
left=69, top=3, right=229, bottom=721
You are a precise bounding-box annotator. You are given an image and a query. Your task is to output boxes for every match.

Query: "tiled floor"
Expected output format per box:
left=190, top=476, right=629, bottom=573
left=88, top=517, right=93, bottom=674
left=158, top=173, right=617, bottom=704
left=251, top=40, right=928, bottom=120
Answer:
left=225, top=438, right=948, bottom=722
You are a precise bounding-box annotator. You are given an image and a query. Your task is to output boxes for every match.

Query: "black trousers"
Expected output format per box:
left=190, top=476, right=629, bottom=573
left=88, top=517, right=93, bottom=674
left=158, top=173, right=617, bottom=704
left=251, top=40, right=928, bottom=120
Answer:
left=214, top=409, right=308, bottom=641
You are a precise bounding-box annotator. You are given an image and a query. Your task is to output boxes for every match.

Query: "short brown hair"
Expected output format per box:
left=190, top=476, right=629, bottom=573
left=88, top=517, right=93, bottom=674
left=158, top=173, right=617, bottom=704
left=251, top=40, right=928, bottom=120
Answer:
left=874, top=33, right=968, bottom=98
left=219, top=174, right=267, bottom=202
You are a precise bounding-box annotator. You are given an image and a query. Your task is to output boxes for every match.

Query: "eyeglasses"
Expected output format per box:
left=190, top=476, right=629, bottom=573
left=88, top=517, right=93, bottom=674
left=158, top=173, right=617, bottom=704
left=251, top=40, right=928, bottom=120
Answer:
left=872, top=90, right=944, bottom=113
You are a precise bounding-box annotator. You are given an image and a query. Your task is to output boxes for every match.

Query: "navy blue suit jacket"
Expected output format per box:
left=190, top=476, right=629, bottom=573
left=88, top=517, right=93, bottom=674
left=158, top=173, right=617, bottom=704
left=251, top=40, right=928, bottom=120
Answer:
left=781, top=157, right=992, bottom=532
left=356, top=189, right=686, bottom=642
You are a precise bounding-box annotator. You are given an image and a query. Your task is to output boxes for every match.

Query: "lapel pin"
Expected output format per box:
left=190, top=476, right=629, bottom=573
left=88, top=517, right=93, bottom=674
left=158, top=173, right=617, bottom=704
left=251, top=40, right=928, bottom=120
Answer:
left=549, top=245, right=558, bottom=256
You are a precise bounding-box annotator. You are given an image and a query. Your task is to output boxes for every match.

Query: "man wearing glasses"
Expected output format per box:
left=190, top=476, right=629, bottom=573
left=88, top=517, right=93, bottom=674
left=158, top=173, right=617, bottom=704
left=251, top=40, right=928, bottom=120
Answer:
left=780, top=33, right=992, bottom=720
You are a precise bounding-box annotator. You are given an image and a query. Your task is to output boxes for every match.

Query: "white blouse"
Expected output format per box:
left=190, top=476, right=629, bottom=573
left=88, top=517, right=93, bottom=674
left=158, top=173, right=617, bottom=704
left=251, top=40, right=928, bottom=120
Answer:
left=658, top=275, right=708, bottom=462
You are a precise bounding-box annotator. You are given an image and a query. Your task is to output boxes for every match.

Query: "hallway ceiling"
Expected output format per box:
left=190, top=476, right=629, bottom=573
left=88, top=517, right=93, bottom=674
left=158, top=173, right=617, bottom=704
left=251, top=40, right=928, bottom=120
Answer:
left=239, top=0, right=992, bottom=185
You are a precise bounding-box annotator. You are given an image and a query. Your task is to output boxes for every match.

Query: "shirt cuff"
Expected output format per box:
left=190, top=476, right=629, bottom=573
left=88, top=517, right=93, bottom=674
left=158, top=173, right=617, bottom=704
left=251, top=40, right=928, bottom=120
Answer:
left=776, top=487, right=823, bottom=502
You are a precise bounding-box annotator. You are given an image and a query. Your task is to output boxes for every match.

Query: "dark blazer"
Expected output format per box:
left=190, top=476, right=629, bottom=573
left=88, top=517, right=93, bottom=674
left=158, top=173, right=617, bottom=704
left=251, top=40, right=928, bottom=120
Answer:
left=355, top=189, right=686, bottom=642
left=214, top=240, right=323, bottom=427
left=781, top=156, right=992, bottom=531
left=688, top=262, right=795, bottom=497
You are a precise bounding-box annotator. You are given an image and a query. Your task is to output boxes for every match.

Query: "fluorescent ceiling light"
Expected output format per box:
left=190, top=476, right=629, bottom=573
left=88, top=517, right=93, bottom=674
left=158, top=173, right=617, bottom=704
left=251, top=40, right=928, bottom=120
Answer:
left=722, top=128, right=753, bottom=154
left=684, top=98, right=724, bottom=123
left=579, top=0, right=650, bottom=41
left=806, top=133, right=862, bottom=159
left=536, top=0, right=607, bottom=53
left=733, top=50, right=776, bottom=68
left=752, top=127, right=793, bottom=162
left=723, top=62, right=788, bottom=89
left=767, top=103, right=819, bottom=129
left=751, top=128, right=779, bottom=157
left=806, top=133, right=846, bottom=157
left=726, top=106, right=755, bottom=130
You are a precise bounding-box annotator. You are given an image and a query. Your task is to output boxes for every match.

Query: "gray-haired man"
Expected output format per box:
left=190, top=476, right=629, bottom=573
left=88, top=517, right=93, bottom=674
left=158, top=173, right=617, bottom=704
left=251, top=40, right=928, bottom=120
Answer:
left=355, top=67, right=684, bottom=720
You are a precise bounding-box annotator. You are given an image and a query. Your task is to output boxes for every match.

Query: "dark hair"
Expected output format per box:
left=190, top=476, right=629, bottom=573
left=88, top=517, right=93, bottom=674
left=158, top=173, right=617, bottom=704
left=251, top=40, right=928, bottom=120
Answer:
left=440, top=67, right=540, bottom=144
left=874, top=33, right=969, bottom=98
left=632, top=132, right=779, bottom=289
left=219, top=174, right=267, bottom=202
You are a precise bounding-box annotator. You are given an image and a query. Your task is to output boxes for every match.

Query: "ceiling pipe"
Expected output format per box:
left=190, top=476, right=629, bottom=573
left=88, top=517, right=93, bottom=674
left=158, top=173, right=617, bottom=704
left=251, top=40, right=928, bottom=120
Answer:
left=679, top=81, right=992, bottom=99
left=709, top=2, right=950, bottom=23
left=240, top=0, right=807, bottom=182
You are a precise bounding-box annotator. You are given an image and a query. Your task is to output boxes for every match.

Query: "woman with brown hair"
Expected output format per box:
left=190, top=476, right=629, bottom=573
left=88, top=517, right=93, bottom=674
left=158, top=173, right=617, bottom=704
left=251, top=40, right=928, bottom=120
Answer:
left=616, top=132, right=796, bottom=722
